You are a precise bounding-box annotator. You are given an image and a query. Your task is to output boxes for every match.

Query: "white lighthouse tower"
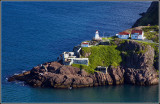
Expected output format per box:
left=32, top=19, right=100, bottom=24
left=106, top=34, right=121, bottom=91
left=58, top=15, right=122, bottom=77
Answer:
left=95, top=30, right=100, bottom=39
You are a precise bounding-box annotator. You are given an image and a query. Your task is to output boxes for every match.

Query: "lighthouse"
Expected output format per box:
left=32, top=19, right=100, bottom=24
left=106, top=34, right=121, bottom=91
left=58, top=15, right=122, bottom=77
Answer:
left=95, top=30, right=100, bottom=39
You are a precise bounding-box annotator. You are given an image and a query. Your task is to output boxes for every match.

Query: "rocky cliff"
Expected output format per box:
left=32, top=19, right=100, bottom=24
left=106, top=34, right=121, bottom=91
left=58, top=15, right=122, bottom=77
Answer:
left=115, top=39, right=159, bottom=85
left=8, top=39, right=159, bottom=88
left=132, top=1, right=158, bottom=27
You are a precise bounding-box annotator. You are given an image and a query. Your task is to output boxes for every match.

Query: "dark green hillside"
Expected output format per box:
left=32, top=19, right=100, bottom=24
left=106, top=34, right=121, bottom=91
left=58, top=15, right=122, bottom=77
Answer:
left=132, top=1, right=158, bottom=27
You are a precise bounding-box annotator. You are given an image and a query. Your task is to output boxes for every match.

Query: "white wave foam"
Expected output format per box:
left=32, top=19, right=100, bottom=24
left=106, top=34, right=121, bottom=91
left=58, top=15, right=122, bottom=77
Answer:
left=14, top=73, right=19, bottom=75
left=22, top=70, right=26, bottom=73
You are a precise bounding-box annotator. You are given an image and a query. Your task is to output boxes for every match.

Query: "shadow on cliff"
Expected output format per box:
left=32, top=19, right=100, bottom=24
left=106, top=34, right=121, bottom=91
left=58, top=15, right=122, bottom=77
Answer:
left=114, top=39, right=156, bottom=70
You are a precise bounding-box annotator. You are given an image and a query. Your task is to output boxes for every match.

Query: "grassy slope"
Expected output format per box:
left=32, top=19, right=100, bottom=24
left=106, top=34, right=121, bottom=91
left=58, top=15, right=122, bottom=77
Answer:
left=72, top=45, right=122, bottom=73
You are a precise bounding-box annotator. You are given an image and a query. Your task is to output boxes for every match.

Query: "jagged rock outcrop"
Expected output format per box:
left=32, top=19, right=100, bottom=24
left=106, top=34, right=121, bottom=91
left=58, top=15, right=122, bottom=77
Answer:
left=116, top=40, right=158, bottom=85
left=89, top=72, right=113, bottom=86
left=117, top=40, right=155, bottom=69
left=124, top=67, right=158, bottom=85
left=8, top=62, right=113, bottom=88
left=107, top=66, right=124, bottom=85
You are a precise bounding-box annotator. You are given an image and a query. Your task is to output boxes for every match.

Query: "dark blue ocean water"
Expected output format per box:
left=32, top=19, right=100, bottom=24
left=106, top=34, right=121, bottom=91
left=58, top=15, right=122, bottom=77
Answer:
left=2, top=1, right=158, bottom=102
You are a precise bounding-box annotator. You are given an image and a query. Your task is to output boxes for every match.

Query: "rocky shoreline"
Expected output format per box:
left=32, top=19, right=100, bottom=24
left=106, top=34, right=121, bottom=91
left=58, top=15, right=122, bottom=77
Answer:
left=8, top=40, right=159, bottom=88
left=8, top=62, right=158, bottom=88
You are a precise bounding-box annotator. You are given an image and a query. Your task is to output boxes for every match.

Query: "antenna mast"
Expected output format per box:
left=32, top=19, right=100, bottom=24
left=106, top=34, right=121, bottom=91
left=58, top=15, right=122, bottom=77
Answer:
left=103, top=32, right=105, bottom=38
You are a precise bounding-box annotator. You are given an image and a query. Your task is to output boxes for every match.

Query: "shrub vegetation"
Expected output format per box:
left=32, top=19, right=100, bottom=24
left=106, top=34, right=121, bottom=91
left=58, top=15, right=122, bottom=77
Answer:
left=142, top=25, right=159, bottom=43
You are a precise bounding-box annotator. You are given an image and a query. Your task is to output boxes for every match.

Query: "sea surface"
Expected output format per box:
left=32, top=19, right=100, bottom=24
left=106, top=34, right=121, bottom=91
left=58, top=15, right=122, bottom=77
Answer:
left=2, top=1, right=158, bottom=103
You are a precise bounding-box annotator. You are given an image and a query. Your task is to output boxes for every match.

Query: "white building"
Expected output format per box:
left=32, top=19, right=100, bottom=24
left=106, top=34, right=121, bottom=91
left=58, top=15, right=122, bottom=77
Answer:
left=58, top=52, right=89, bottom=66
left=93, top=30, right=102, bottom=40
left=116, top=31, right=130, bottom=39
left=81, top=42, right=90, bottom=47
left=95, top=30, right=100, bottom=39
left=131, top=30, right=145, bottom=40
left=72, top=58, right=89, bottom=65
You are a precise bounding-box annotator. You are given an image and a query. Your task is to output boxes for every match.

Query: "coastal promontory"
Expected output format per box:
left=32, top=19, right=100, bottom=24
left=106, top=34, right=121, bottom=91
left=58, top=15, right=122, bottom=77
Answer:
left=8, top=38, right=159, bottom=88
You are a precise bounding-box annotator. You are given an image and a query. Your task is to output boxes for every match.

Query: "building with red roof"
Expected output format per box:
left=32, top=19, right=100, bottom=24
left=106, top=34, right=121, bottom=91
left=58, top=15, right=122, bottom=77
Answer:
left=81, top=42, right=90, bottom=47
left=131, top=30, right=145, bottom=40
left=119, top=32, right=130, bottom=35
left=131, top=30, right=143, bottom=34
left=116, top=31, right=130, bottom=39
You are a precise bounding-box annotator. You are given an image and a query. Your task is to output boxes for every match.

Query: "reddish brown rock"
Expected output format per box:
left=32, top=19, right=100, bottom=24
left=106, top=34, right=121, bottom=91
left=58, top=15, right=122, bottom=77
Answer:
left=48, top=62, right=62, bottom=72
left=107, top=66, right=124, bottom=85
left=55, top=65, right=80, bottom=75
left=8, top=61, right=114, bottom=88
left=124, top=67, right=158, bottom=85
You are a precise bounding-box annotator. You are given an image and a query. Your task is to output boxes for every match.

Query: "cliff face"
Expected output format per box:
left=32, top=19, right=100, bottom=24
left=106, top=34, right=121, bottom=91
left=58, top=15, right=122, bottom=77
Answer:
left=116, top=40, right=158, bottom=85
left=132, top=1, right=159, bottom=27
left=8, top=39, right=159, bottom=88
left=117, top=40, right=155, bottom=69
